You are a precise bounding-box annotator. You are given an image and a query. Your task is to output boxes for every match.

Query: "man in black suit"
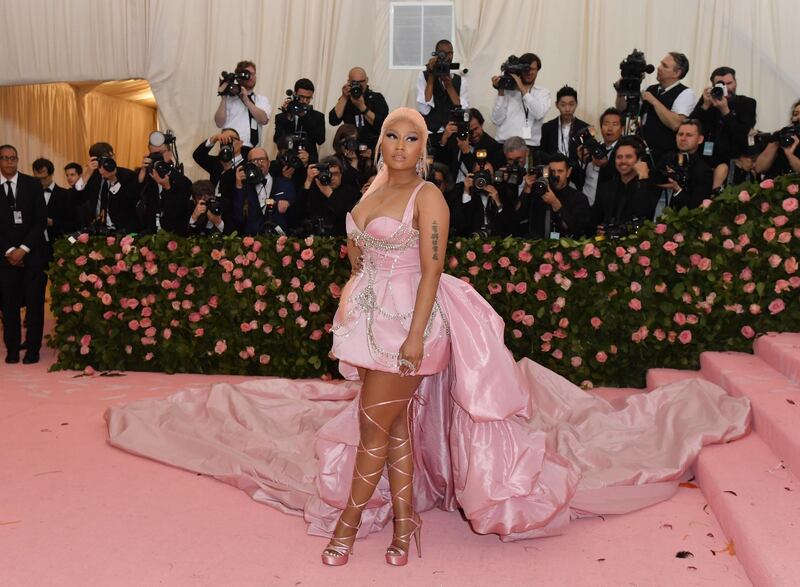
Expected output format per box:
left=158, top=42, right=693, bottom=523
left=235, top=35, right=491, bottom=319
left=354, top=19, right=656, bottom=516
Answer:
left=526, top=153, right=592, bottom=240
left=690, top=67, right=757, bottom=167
left=192, top=128, right=243, bottom=186
left=72, top=142, right=139, bottom=234
left=31, top=158, right=78, bottom=244
left=328, top=67, right=389, bottom=149
left=541, top=86, right=590, bottom=163
left=433, top=108, right=505, bottom=184
left=0, top=145, right=48, bottom=364
left=274, top=78, right=326, bottom=164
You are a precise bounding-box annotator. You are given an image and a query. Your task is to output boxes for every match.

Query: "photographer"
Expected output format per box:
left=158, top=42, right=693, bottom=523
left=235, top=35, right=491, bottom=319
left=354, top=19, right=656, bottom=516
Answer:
left=690, top=67, right=757, bottom=166
left=187, top=180, right=225, bottom=237
left=192, top=129, right=244, bottom=186
left=417, top=39, right=469, bottom=134
left=214, top=60, right=271, bottom=151
left=713, top=144, right=759, bottom=193
left=541, top=86, right=590, bottom=162
left=457, top=157, right=507, bottom=237
left=616, top=52, right=697, bottom=163
left=526, top=154, right=591, bottom=240
left=329, top=67, right=389, bottom=149
left=491, top=53, right=551, bottom=157
left=593, top=137, right=660, bottom=234
left=435, top=107, right=504, bottom=184
left=429, top=162, right=464, bottom=236
left=72, top=142, right=139, bottom=234
left=332, top=124, right=369, bottom=189
left=31, top=158, right=78, bottom=243
left=651, top=119, right=714, bottom=216
left=755, top=99, right=800, bottom=178
left=578, top=108, right=624, bottom=206
left=136, top=132, right=193, bottom=235
left=231, top=148, right=294, bottom=236
left=274, top=78, right=325, bottom=164
left=294, top=157, right=359, bottom=236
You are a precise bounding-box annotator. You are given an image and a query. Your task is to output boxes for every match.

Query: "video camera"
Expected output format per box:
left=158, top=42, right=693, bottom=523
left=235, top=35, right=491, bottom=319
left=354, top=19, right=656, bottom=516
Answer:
left=572, top=127, right=606, bottom=160
left=282, top=89, right=311, bottom=117
left=617, top=49, right=655, bottom=135
left=430, top=50, right=460, bottom=77
left=450, top=107, right=470, bottom=140
left=495, top=55, right=530, bottom=91
left=218, top=69, right=252, bottom=97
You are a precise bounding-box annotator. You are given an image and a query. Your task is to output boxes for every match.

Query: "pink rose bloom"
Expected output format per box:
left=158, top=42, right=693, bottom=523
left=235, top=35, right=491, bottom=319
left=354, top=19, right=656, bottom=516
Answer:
left=522, top=315, right=535, bottom=327
left=760, top=179, right=774, bottom=189
left=162, top=328, right=172, bottom=340
left=697, top=257, right=712, bottom=271
left=310, top=330, right=323, bottom=341
left=552, top=349, right=563, bottom=360
left=570, top=356, right=582, bottom=368
left=540, top=342, right=551, bottom=352
left=254, top=300, right=267, bottom=314
left=720, top=226, right=732, bottom=236
left=582, top=242, right=596, bottom=257
left=79, top=345, right=91, bottom=356
left=518, top=250, right=533, bottom=263
left=637, top=256, right=650, bottom=267
left=515, top=282, right=528, bottom=294
left=769, top=254, right=782, bottom=268
left=678, top=330, right=692, bottom=344
left=188, top=312, right=201, bottom=323
left=595, top=351, right=608, bottom=364
left=741, top=325, right=755, bottom=339
left=734, top=214, right=747, bottom=225
left=506, top=282, right=515, bottom=293
left=242, top=236, right=255, bottom=247
left=214, top=340, right=227, bottom=354
left=749, top=304, right=761, bottom=315
left=296, top=316, right=308, bottom=328
left=590, top=317, right=603, bottom=329
left=742, top=282, right=756, bottom=294
left=723, top=239, right=735, bottom=250
left=779, top=231, right=791, bottom=244
left=595, top=271, right=606, bottom=283
left=700, top=232, right=713, bottom=242
left=535, top=289, right=548, bottom=301
left=259, top=354, right=271, bottom=365
left=511, top=310, right=525, bottom=323
left=738, top=190, right=751, bottom=202
left=303, top=281, right=316, bottom=293
left=106, top=275, right=116, bottom=286
left=210, top=249, right=223, bottom=261
left=482, top=261, right=493, bottom=271
left=167, top=240, right=178, bottom=251
left=263, top=323, right=273, bottom=334
left=465, top=251, right=477, bottom=262
left=103, top=311, right=115, bottom=320
left=512, top=329, right=523, bottom=339
left=308, top=302, right=321, bottom=313
left=662, top=241, right=678, bottom=253
left=482, top=243, right=494, bottom=254
left=654, top=329, right=666, bottom=341
left=498, top=256, right=511, bottom=268
left=221, top=272, right=231, bottom=283
left=301, top=248, right=315, bottom=261
left=238, top=350, right=250, bottom=360
left=329, top=283, right=341, bottom=298
left=686, top=314, right=698, bottom=325
left=628, top=298, right=642, bottom=311
left=80, top=334, right=92, bottom=347
left=558, top=318, right=569, bottom=329
left=240, top=322, right=252, bottom=333
left=788, top=184, right=799, bottom=195
left=278, top=307, right=289, bottom=318
left=144, top=327, right=156, bottom=338
left=75, top=255, right=87, bottom=266
left=700, top=199, right=712, bottom=209
left=194, top=266, right=205, bottom=278
left=281, top=255, right=292, bottom=267
left=785, top=257, right=798, bottom=274
left=101, top=293, right=112, bottom=305
left=287, top=292, right=299, bottom=304
left=630, top=281, right=642, bottom=293
left=128, top=319, right=140, bottom=331
left=468, top=266, right=480, bottom=276
left=673, top=312, right=687, bottom=326
left=448, top=257, right=459, bottom=269
left=194, top=328, right=204, bottom=337
left=768, top=299, right=786, bottom=315
left=673, top=233, right=684, bottom=243
left=488, top=283, right=502, bottom=295
left=740, top=267, right=752, bottom=280
left=654, top=223, right=667, bottom=234
left=141, top=306, right=153, bottom=317
left=292, top=302, right=302, bottom=312
left=761, top=202, right=772, bottom=213
left=538, top=263, right=553, bottom=276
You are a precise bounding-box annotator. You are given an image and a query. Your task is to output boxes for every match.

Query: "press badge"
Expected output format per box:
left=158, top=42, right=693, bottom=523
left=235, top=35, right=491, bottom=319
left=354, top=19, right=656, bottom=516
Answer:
left=703, top=141, right=715, bottom=157
left=549, top=231, right=561, bottom=240
left=13, top=211, right=23, bottom=224
left=522, top=122, right=532, bottom=140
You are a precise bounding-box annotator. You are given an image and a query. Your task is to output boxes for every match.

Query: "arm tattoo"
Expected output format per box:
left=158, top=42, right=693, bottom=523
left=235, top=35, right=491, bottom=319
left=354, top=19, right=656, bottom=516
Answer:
left=431, top=220, right=439, bottom=260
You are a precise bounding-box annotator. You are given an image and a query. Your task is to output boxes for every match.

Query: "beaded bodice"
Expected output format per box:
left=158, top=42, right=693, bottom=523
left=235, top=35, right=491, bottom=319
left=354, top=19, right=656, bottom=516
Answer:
left=331, top=181, right=450, bottom=370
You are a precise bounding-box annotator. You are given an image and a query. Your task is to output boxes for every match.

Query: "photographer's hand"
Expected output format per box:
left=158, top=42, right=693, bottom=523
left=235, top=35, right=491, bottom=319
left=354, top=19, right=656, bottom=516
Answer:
left=485, top=184, right=501, bottom=206
left=510, top=73, right=525, bottom=93
left=491, top=76, right=504, bottom=96
left=463, top=174, right=474, bottom=192
left=522, top=173, right=535, bottom=194
left=151, top=169, right=171, bottom=190
left=456, top=135, right=470, bottom=154
left=297, top=149, right=310, bottom=167
left=701, top=87, right=713, bottom=110
left=277, top=200, right=290, bottom=214
left=542, top=187, right=562, bottom=212
left=305, top=165, right=319, bottom=190
left=441, top=122, right=457, bottom=145
left=281, top=165, right=295, bottom=180
left=317, top=179, right=333, bottom=198
left=207, top=210, right=223, bottom=228
left=138, top=155, right=152, bottom=183
left=634, top=161, right=650, bottom=180
left=84, top=157, right=99, bottom=182
left=641, top=90, right=656, bottom=105
left=282, top=97, right=294, bottom=120
left=191, top=201, right=207, bottom=222
left=235, top=166, right=246, bottom=190
left=712, top=94, right=730, bottom=115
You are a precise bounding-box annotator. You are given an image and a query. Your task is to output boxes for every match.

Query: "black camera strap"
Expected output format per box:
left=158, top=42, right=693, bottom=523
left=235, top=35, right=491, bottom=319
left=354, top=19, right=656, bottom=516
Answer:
left=248, top=93, right=259, bottom=146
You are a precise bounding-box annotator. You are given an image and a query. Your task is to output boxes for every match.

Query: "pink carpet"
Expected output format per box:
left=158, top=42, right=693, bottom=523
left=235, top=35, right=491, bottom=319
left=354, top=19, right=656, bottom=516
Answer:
left=6, top=327, right=800, bottom=585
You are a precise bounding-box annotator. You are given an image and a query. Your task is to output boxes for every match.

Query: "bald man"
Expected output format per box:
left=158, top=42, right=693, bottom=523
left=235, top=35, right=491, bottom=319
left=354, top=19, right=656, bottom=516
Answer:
left=329, top=66, right=389, bottom=149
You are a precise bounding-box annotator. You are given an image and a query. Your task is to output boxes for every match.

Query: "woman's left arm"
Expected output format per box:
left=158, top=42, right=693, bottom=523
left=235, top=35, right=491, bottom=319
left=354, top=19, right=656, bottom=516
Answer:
left=398, top=183, right=450, bottom=374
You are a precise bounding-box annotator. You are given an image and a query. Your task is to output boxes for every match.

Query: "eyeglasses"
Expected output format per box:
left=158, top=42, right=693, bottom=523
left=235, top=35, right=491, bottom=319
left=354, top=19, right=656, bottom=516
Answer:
left=0, top=156, right=18, bottom=162
left=250, top=157, right=268, bottom=163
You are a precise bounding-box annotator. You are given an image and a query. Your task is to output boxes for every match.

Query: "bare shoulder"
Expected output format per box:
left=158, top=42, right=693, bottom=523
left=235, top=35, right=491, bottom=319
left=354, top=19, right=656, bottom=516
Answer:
left=416, top=181, right=448, bottom=210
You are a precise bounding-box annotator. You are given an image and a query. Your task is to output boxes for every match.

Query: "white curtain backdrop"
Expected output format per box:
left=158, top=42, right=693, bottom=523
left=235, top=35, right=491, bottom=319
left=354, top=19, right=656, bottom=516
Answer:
left=1, top=0, right=798, bottom=180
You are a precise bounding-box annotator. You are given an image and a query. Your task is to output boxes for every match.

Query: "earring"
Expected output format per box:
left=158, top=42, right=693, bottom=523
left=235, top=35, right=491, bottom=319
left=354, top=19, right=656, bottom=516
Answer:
left=416, top=158, right=423, bottom=176
left=376, top=154, right=384, bottom=173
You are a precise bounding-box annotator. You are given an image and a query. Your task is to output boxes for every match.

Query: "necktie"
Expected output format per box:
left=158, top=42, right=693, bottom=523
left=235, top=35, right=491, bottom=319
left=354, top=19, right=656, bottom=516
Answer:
left=5, top=181, right=14, bottom=208
left=44, top=187, right=52, bottom=193
left=249, top=93, right=259, bottom=146
left=99, top=180, right=109, bottom=217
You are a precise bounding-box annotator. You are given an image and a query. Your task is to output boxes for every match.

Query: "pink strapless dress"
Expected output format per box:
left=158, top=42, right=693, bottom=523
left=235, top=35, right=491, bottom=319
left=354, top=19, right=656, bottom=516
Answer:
left=106, top=181, right=752, bottom=541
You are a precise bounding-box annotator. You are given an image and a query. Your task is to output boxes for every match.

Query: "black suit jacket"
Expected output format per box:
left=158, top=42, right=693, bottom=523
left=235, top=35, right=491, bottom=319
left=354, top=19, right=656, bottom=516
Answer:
left=328, top=89, right=389, bottom=148
left=528, top=185, right=592, bottom=239
left=72, top=168, right=139, bottom=233
left=136, top=174, right=194, bottom=235
left=0, top=173, right=47, bottom=270
left=652, top=152, right=714, bottom=211
left=192, top=140, right=231, bottom=185
left=434, top=132, right=505, bottom=181
left=593, top=175, right=661, bottom=230
left=540, top=117, right=590, bottom=162
left=45, top=184, right=78, bottom=240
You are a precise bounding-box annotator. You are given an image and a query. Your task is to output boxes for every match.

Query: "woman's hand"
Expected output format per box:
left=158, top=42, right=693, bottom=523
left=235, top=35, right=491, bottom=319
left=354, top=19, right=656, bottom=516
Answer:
left=397, top=334, right=424, bottom=376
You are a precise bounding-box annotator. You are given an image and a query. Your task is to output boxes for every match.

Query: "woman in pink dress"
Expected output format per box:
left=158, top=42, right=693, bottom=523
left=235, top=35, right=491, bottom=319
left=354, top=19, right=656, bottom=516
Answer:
left=106, top=108, right=751, bottom=568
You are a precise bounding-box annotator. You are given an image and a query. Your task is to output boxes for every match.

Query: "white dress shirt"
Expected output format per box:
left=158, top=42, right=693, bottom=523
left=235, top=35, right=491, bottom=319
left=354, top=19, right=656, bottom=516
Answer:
left=416, top=71, right=470, bottom=131
left=218, top=93, right=272, bottom=147
left=491, top=85, right=551, bottom=146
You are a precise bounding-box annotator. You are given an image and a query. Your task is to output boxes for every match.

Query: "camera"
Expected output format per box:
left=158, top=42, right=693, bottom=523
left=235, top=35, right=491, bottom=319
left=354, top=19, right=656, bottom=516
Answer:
left=315, top=163, right=333, bottom=186
left=572, top=127, right=607, bottom=160
left=656, top=152, right=690, bottom=189
left=604, top=217, right=645, bottom=239
left=147, top=152, right=174, bottom=179
left=340, top=136, right=359, bottom=153
left=710, top=82, right=728, bottom=100
left=528, top=165, right=551, bottom=198
left=95, top=156, right=117, bottom=173
left=753, top=125, right=800, bottom=149
left=283, top=89, right=311, bottom=117
left=218, top=69, right=252, bottom=97
left=494, top=162, right=527, bottom=187
left=205, top=195, right=223, bottom=217
left=219, top=143, right=235, bottom=163
left=277, top=133, right=308, bottom=170
left=430, top=50, right=460, bottom=77
left=243, top=161, right=265, bottom=185
left=495, top=55, right=529, bottom=91
left=617, top=49, right=655, bottom=97
left=450, top=107, right=470, bottom=140
left=349, top=80, right=364, bottom=99
left=472, top=169, right=493, bottom=190
left=303, top=216, right=334, bottom=237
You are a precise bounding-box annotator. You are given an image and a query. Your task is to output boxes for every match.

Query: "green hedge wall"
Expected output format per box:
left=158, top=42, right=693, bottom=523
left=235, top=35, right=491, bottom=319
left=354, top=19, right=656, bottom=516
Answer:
left=48, top=174, right=800, bottom=387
